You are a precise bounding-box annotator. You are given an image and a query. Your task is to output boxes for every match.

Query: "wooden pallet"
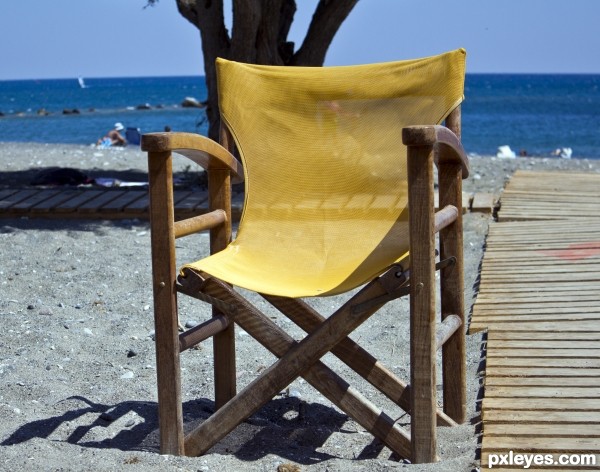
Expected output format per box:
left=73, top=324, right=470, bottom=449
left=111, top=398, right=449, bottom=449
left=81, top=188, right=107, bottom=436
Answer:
left=0, top=187, right=492, bottom=220
left=471, top=170, right=600, bottom=469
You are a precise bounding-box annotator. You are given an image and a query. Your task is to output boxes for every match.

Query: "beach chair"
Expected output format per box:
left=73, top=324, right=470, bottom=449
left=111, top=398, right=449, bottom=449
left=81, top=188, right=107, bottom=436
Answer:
left=125, top=127, right=141, bottom=146
left=141, top=48, right=468, bottom=463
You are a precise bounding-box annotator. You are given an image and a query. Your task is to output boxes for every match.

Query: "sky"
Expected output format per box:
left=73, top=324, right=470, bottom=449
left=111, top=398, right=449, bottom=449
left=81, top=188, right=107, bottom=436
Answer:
left=1, top=0, right=600, bottom=80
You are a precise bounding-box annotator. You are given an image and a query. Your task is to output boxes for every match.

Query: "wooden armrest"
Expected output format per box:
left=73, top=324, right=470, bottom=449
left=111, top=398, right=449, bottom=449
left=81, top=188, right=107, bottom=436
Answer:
left=402, top=125, right=469, bottom=179
left=141, top=132, right=244, bottom=183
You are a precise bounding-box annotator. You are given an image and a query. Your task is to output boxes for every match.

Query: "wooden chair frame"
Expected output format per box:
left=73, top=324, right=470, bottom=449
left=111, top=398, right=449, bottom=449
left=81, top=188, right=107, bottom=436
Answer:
left=141, top=106, right=468, bottom=463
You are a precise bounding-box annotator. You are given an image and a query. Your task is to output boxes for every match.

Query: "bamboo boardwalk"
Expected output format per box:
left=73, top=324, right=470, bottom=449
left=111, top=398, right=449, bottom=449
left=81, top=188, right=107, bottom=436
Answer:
left=471, top=170, right=600, bottom=470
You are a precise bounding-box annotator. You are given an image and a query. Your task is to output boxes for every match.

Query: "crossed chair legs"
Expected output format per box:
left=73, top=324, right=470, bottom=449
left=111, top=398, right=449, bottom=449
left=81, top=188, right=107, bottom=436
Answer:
left=163, top=255, right=463, bottom=462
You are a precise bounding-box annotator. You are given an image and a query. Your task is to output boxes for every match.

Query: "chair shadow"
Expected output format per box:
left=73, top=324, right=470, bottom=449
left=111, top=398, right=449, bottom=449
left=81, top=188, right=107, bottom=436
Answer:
left=1, top=394, right=370, bottom=464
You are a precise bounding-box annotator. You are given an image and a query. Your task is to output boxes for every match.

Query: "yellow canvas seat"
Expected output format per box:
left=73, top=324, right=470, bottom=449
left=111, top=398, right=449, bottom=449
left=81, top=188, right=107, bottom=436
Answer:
left=142, top=49, right=469, bottom=463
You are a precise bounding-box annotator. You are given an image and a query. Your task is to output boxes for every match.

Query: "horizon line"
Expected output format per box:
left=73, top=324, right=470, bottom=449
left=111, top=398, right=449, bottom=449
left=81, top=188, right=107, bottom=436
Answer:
left=3, top=70, right=600, bottom=82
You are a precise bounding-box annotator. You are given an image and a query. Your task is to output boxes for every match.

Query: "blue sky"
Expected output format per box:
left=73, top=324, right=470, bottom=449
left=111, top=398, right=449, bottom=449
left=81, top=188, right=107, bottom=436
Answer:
left=1, top=0, right=599, bottom=80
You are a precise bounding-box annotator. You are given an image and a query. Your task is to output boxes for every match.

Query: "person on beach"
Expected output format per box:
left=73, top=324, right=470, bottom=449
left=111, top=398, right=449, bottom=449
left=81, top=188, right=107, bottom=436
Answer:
left=96, top=122, right=127, bottom=147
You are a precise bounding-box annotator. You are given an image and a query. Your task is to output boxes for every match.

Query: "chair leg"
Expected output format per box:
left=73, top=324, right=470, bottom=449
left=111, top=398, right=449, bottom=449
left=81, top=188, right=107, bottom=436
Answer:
left=148, top=151, right=184, bottom=455
left=208, top=168, right=236, bottom=409
left=438, top=162, right=467, bottom=424
left=407, top=144, right=438, bottom=463
left=180, top=272, right=414, bottom=458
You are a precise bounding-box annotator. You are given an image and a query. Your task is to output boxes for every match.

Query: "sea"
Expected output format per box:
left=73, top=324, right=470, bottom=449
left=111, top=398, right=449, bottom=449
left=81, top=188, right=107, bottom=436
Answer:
left=1, top=74, right=599, bottom=158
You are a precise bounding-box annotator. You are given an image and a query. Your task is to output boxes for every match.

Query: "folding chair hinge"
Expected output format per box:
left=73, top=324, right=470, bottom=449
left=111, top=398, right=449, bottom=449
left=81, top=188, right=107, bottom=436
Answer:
left=350, top=257, right=456, bottom=315
left=176, top=271, right=237, bottom=315
left=351, top=264, right=410, bottom=314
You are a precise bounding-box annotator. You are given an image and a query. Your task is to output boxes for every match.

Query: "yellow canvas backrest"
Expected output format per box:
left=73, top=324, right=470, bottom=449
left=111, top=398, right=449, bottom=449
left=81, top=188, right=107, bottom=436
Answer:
left=194, top=49, right=465, bottom=297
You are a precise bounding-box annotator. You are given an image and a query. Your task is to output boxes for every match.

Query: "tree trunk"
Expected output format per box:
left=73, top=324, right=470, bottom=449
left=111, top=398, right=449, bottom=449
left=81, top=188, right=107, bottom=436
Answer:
left=175, top=0, right=359, bottom=140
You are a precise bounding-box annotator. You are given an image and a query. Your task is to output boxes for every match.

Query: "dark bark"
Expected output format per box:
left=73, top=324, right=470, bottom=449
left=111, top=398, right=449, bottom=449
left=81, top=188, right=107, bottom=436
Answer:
left=170, top=0, right=359, bottom=139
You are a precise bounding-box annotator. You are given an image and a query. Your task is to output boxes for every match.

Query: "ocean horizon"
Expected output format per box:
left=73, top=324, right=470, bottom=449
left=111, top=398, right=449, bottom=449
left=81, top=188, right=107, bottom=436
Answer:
left=1, top=73, right=599, bottom=159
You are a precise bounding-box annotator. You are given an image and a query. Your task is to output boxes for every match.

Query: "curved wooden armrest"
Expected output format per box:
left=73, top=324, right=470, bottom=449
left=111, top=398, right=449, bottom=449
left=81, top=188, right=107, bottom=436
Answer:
left=141, top=132, right=244, bottom=183
left=402, top=125, right=469, bottom=179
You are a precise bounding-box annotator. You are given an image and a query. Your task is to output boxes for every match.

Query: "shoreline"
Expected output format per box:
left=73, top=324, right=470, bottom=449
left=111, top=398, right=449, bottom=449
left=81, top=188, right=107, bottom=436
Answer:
left=0, top=142, right=599, bottom=471
left=2, top=141, right=600, bottom=190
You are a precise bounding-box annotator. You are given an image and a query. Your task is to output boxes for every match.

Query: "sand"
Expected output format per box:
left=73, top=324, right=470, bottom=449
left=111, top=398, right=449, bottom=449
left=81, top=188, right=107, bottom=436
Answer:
left=1, top=141, right=599, bottom=472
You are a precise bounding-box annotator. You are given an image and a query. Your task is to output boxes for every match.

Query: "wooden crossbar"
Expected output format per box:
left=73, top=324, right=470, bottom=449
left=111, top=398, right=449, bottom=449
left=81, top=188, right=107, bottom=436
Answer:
left=180, top=270, right=414, bottom=458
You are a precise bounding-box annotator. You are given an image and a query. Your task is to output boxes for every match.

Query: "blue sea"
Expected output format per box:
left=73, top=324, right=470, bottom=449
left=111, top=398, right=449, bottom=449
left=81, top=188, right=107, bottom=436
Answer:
left=1, top=74, right=599, bottom=158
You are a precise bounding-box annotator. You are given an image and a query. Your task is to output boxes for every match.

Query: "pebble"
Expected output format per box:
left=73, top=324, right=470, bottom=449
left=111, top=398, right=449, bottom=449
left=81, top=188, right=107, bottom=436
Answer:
left=38, top=307, right=53, bottom=316
left=100, top=412, right=115, bottom=422
left=120, top=371, right=134, bottom=379
left=83, top=328, right=93, bottom=336
left=185, top=320, right=198, bottom=329
left=126, top=350, right=137, bottom=358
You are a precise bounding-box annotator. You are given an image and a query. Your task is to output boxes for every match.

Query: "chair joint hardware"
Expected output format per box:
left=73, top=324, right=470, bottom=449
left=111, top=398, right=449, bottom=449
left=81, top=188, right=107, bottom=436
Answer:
left=437, top=256, right=456, bottom=270
left=350, top=265, right=410, bottom=314
left=350, top=285, right=412, bottom=314
left=176, top=281, right=237, bottom=315
left=350, top=257, right=455, bottom=315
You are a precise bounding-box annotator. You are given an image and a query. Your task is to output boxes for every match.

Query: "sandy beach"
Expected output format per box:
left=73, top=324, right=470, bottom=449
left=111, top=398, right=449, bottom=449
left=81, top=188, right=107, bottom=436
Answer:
left=1, top=141, right=599, bottom=472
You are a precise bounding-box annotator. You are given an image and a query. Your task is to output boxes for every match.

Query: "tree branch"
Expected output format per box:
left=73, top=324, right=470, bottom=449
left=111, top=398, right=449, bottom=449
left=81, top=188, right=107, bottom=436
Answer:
left=230, top=0, right=262, bottom=62
left=255, top=0, right=284, bottom=64
left=292, top=0, right=359, bottom=65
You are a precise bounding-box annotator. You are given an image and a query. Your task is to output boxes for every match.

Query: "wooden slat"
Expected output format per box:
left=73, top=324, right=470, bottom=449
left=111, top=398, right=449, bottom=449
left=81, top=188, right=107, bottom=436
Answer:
left=487, top=339, right=600, bottom=349
left=486, top=357, right=600, bottom=368
left=487, top=331, right=600, bottom=341
left=485, top=423, right=600, bottom=437
left=0, top=189, right=41, bottom=210
left=486, top=377, right=600, bottom=387
left=9, top=189, right=61, bottom=210
left=485, top=367, right=600, bottom=377
left=29, top=189, right=84, bottom=213
left=471, top=192, right=496, bottom=213
left=99, top=190, right=146, bottom=213
left=482, top=397, right=600, bottom=410
left=486, top=348, right=600, bottom=358
left=55, top=189, right=106, bottom=212
left=77, top=190, right=128, bottom=213
left=481, top=436, right=600, bottom=452
left=483, top=409, right=600, bottom=423
left=484, top=386, right=600, bottom=398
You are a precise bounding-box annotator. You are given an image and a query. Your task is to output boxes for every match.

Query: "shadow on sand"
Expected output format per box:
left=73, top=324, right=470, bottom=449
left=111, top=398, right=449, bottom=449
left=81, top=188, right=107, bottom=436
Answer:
left=1, top=394, right=386, bottom=464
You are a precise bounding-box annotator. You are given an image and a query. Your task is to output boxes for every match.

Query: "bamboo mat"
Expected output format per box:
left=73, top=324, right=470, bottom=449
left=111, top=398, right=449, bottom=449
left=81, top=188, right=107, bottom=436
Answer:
left=471, top=170, right=600, bottom=470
